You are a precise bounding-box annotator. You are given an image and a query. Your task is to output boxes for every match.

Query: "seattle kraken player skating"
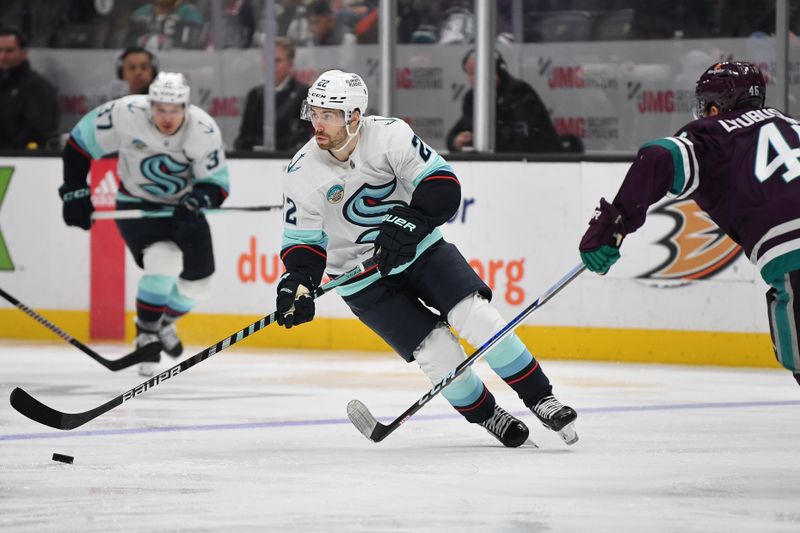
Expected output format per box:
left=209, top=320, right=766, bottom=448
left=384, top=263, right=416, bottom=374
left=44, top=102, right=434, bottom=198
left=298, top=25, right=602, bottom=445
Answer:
left=58, top=72, right=230, bottom=377
left=275, top=70, right=578, bottom=447
left=580, top=61, right=800, bottom=388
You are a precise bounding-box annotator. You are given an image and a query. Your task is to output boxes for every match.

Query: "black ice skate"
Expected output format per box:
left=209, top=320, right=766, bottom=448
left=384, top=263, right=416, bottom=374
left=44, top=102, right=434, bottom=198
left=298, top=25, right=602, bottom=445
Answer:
left=135, top=322, right=162, bottom=377
left=480, top=404, right=530, bottom=448
left=530, top=395, right=579, bottom=445
left=159, top=322, right=184, bottom=358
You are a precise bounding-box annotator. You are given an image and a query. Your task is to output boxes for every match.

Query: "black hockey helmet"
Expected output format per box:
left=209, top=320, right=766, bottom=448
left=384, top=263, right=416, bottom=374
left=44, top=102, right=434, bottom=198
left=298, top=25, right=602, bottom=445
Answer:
left=694, top=61, right=766, bottom=118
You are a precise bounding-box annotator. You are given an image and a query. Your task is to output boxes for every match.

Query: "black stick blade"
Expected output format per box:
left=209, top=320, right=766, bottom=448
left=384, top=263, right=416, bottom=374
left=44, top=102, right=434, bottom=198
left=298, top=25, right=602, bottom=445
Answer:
left=9, top=387, right=119, bottom=430
left=104, top=342, right=161, bottom=371
left=10, top=387, right=68, bottom=430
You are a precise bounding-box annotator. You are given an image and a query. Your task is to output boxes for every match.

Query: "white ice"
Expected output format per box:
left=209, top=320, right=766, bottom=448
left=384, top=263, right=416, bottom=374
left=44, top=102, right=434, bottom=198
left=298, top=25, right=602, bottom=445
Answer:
left=1, top=340, right=800, bottom=532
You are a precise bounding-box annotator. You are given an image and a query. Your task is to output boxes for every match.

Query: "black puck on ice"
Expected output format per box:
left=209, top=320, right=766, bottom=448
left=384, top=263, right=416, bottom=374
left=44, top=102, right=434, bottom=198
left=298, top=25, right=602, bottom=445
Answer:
left=52, top=453, right=74, bottom=464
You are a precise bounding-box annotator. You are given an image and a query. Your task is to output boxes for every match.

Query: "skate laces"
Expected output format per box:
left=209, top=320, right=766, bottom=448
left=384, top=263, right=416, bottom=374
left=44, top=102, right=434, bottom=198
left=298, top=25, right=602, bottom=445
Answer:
left=481, top=405, right=515, bottom=436
left=135, top=330, right=160, bottom=348
left=533, top=396, right=564, bottom=420
left=159, top=323, right=180, bottom=348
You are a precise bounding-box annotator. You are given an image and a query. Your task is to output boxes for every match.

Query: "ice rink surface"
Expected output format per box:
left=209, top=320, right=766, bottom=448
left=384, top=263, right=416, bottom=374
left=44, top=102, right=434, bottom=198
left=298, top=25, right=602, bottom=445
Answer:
left=1, top=340, right=800, bottom=533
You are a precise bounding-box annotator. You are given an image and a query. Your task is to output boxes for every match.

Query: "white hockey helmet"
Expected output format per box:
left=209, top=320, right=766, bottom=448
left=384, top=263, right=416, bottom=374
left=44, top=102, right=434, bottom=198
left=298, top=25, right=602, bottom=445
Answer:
left=301, top=70, right=368, bottom=125
left=148, top=72, right=190, bottom=105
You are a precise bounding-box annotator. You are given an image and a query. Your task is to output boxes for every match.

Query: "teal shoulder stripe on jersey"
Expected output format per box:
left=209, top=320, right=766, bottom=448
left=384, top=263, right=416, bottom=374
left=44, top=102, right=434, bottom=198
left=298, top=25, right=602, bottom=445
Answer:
left=196, top=167, right=230, bottom=192
left=412, top=155, right=455, bottom=187
left=70, top=109, right=104, bottom=159
left=640, top=138, right=687, bottom=195
left=335, top=230, right=443, bottom=297
left=760, top=249, right=800, bottom=284
left=282, top=228, right=328, bottom=248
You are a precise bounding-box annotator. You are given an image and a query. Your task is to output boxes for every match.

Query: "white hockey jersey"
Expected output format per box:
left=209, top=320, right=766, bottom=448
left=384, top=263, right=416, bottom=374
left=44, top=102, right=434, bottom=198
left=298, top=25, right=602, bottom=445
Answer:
left=281, top=116, right=455, bottom=295
left=70, top=94, right=229, bottom=205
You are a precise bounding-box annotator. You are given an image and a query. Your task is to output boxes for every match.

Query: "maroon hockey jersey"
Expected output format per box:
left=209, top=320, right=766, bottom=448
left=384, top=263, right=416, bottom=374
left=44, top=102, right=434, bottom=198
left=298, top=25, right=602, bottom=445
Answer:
left=613, top=107, right=800, bottom=283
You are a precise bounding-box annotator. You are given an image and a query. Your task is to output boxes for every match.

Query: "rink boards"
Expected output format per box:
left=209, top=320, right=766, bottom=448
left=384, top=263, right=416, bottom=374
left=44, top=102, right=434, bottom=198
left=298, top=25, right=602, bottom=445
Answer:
left=0, top=157, right=773, bottom=367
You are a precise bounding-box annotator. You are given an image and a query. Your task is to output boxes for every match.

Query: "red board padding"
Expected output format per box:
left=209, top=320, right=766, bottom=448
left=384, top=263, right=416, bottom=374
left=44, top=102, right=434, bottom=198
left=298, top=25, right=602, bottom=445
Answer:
left=89, top=159, right=125, bottom=339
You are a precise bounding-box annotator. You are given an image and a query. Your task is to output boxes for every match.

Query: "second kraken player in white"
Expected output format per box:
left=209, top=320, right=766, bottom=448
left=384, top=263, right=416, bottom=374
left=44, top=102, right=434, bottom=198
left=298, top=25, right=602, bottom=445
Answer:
left=58, top=72, right=230, bottom=376
left=276, top=69, right=578, bottom=447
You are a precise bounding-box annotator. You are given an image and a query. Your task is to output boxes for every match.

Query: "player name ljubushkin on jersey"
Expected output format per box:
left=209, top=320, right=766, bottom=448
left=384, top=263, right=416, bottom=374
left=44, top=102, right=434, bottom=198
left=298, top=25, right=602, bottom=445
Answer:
left=637, top=107, right=800, bottom=283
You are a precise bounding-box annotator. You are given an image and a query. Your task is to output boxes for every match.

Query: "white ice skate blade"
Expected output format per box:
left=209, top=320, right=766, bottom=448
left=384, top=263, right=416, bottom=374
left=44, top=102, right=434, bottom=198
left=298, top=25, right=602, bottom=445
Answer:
left=524, top=438, right=539, bottom=448
left=557, top=422, right=579, bottom=445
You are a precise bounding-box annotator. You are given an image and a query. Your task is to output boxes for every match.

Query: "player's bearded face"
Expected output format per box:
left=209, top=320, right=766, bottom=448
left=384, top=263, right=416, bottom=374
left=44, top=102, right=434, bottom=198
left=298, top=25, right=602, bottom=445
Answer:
left=151, top=102, right=186, bottom=136
left=309, top=107, right=349, bottom=150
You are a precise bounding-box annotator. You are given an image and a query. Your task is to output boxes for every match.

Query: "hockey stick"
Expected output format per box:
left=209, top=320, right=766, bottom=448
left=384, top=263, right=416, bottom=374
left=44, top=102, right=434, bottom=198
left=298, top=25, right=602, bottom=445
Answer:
left=9, top=259, right=377, bottom=430
left=0, top=287, right=160, bottom=371
left=91, top=204, right=283, bottom=221
left=347, top=262, right=586, bottom=443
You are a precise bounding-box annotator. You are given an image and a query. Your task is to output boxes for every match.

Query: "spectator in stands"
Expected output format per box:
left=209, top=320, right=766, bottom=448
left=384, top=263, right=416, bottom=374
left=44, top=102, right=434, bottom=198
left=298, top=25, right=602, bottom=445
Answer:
left=338, top=0, right=379, bottom=44
left=447, top=50, right=561, bottom=153
left=438, top=4, right=474, bottom=44
left=397, top=0, right=433, bottom=43
left=276, top=0, right=312, bottom=46
left=630, top=0, right=715, bottom=39
left=220, top=0, right=256, bottom=48
left=0, top=0, right=68, bottom=47
left=124, top=0, right=207, bottom=50
left=0, top=27, right=57, bottom=150
left=306, top=0, right=356, bottom=46
left=117, top=46, right=159, bottom=95
left=234, top=37, right=310, bottom=152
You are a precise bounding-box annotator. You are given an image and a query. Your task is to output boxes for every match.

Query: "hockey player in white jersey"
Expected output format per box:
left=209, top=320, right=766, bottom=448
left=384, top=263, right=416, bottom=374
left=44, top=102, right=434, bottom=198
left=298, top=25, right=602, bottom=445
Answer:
left=276, top=70, right=578, bottom=447
left=58, top=72, right=230, bottom=376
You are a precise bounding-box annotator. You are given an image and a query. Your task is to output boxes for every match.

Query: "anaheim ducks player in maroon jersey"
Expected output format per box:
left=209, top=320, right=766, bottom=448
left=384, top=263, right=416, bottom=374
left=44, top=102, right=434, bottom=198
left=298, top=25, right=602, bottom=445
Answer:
left=579, top=61, right=800, bottom=387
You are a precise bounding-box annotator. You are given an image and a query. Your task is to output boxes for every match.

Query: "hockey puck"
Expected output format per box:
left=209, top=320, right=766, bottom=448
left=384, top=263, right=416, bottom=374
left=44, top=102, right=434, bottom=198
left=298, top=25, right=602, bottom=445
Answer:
left=52, top=453, right=74, bottom=464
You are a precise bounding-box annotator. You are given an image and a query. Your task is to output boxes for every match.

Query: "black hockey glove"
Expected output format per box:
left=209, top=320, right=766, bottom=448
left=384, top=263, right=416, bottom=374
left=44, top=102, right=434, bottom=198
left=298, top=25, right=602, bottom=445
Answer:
left=275, top=272, right=316, bottom=329
left=374, top=205, right=431, bottom=276
left=579, top=197, right=626, bottom=274
left=173, top=184, right=224, bottom=221
left=58, top=183, right=94, bottom=230
left=173, top=184, right=223, bottom=236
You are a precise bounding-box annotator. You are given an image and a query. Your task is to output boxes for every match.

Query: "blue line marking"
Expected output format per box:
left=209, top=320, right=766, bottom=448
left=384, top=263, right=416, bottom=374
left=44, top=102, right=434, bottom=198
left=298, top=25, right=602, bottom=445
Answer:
left=2, top=399, right=799, bottom=442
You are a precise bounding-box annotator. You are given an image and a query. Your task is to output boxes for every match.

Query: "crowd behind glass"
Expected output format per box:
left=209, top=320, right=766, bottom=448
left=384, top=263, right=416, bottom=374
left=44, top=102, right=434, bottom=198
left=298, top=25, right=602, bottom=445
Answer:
left=0, top=0, right=784, bottom=153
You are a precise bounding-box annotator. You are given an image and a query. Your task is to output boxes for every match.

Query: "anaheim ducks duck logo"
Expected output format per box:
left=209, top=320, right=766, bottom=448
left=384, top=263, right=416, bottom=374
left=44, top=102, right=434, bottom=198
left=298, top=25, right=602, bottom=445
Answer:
left=641, top=199, right=742, bottom=281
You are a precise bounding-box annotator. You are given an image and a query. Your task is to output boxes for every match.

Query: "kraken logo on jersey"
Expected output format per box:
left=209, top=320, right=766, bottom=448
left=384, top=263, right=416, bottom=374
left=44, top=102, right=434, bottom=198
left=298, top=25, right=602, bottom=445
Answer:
left=641, top=198, right=742, bottom=282
left=139, top=154, right=190, bottom=196
left=343, top=179, right=405, bottom=243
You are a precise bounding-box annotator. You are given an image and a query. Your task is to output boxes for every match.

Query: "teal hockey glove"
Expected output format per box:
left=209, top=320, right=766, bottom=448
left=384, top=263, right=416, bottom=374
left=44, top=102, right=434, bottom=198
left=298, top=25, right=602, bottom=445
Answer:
left=579, top=198, right=625, bottom=274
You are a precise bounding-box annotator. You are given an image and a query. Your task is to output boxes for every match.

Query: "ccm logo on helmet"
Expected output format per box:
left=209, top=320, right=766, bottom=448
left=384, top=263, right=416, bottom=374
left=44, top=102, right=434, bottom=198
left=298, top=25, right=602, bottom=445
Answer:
left=382, top=214, right=417, bottom=231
